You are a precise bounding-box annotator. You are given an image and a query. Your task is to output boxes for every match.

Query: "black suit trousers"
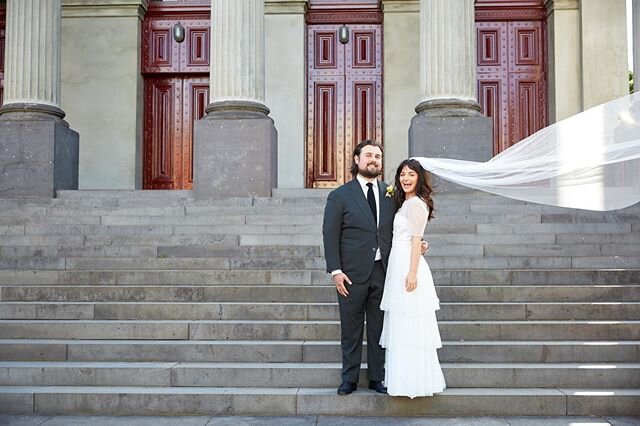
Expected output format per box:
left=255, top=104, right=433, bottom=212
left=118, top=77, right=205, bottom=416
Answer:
left=337, top=260, right=385, bottom=383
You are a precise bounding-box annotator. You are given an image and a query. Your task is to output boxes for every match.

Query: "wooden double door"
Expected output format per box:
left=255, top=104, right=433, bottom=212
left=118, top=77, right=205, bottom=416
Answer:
left=306, top=22, right=383, bottom=188
left=476, top=2, right=547, bottom=154
left=142, top=5, right=210, bottom=189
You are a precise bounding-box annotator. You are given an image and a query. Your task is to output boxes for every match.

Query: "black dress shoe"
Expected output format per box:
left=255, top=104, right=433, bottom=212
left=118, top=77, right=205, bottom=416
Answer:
left=368, top=380, right=387, bottom=394
left=337, top=381, right=357, bottom=395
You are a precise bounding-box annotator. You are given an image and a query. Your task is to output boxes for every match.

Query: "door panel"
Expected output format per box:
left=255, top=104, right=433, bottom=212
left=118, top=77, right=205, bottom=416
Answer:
left=144, top=78, right=180, bottom=189
left=182, top=78, right=209, bottom=187
left=346, top=76, right=382, bottom=158
left=307, top=23, right=382, bottom=188
left=183, top=22, right=210, bottom=72
left=308, top=76, right=344, bottom=185
left=143, top=20, right=180, bottom=74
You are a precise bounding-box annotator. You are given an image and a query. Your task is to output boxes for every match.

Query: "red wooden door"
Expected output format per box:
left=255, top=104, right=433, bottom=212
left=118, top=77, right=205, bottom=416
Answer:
left=476, top=3, right=547, bottom=155
left=306, top=22, right=383, bottom=188
left=142, top=4, right=209, bottom=189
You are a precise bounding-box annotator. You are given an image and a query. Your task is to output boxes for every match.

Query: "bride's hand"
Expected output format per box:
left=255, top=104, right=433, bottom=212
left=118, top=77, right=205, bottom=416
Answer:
left=405, top=272, right=417, bottom=292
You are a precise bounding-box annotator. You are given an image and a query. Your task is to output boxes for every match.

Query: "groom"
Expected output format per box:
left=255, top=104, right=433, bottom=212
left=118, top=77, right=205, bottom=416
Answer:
left=322, top=140, right=396, bottom=395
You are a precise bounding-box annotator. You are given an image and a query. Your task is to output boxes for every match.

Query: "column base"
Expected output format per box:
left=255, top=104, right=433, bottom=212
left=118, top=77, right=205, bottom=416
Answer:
left=205, top=100, right=271, bottom=119
left=193, top=110, right=277, bottom=198
left=0, top=103, right=66, bottom=120
left=408, top=112, right=493, bottom=192
left=415, top=98, right=482, bottom=117
left=0, top=111, right=79, bottom=198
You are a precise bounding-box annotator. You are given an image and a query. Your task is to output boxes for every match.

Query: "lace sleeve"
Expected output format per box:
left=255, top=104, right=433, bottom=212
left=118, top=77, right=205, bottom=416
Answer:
left=406, top=198, right=428, bottom=237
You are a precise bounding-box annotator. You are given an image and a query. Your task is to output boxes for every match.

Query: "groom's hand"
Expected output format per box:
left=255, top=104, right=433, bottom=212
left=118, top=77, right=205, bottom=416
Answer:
left=421, top=239, right=430, bottom=255
left=333, top=273, right=352, bottom=297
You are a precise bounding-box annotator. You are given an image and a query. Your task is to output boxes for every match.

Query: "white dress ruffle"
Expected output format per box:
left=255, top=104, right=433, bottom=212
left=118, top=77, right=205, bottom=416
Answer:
left=379, top=196, right=446, bottom=398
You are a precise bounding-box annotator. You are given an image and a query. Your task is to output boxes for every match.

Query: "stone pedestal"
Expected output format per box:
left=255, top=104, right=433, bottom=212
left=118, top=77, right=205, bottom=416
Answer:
left=0, top=112, right=79, bottom=197
left=409, top=114, right=492, bottom=192
left=194, top=114, right=277, bottom=198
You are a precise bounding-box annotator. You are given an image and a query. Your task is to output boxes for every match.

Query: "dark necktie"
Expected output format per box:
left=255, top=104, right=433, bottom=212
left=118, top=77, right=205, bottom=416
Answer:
left=366, top=182, right=377, bottom=224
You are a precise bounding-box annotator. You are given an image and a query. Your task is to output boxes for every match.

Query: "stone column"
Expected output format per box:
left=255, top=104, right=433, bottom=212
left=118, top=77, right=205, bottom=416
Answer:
left=265, top=0, right=308, bottom=189
left=0, top=0, right=78, bottom=197
left=545, top=0, right=581, bottom=122
left=194, top=0, right=277, bottom=198
left=408, top=0, right=492, bottom=183
left=579, top=0, right=627, bottom=109
left=417, top=0, right=479, bottom=115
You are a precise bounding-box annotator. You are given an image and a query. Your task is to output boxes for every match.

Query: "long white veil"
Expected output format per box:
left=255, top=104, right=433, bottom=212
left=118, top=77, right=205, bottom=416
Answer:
left=413, top=92, right=640, bottom=211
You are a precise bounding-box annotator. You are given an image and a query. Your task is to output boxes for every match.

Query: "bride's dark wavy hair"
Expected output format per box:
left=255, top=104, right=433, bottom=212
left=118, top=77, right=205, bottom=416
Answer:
left=393, top=159, right=435, bottom=221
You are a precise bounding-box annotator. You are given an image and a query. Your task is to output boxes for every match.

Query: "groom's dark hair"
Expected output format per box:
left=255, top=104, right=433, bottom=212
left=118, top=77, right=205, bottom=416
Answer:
left=350, top=139, right=383, bottom=179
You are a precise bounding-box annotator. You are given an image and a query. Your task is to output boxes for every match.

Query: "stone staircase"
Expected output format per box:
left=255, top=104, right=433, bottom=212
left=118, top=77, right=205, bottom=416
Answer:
left=0, top=189, right=638, bottom=416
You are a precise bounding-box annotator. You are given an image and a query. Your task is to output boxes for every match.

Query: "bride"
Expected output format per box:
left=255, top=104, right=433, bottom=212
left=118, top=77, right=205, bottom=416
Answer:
left=379, top=158, right=446, bottom=398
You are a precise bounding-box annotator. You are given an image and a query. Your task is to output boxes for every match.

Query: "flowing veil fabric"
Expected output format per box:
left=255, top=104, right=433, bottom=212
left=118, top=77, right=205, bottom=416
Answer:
left=413, top=93, right=640, bottom=211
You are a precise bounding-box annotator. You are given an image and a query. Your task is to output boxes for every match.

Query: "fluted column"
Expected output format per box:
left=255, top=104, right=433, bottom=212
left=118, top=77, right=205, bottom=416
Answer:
left=416, top=0, right=480, bottom=116
left=1, top=0, right=64, bottom=118
left=207, top=0, right=269, bottom=116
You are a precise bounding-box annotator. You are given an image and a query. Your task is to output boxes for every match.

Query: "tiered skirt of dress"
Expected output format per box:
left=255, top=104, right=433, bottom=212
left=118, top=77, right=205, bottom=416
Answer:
left=379, top=236, right=446, bottom=398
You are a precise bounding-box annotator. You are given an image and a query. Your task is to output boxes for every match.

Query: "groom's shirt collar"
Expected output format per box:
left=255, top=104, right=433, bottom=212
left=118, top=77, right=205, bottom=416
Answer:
left=356, top=174, right=379, bottom=193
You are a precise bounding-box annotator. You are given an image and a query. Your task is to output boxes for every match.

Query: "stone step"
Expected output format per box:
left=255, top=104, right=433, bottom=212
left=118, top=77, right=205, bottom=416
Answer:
left=0, top=270, right=317, bottom=286
left=0, top=234, right=238, bottom=247
left=1, top=268, right=638, bottom=286
left=16, top=222, right=630, bottom=238
left=0, top=361, right=638, bottom=388
left=0, top=246, right=160, bottom=258
left=2, top=339, right=638, bottom=363
left=56, top=190, right=195, bottom=199
left=0, top=245, right=323, bottom=259
left=0, top=301, right=637, bottom=321
left=62, top=257, right=326, bottom=271
left=476, top=223, right=633, bottom=234
left=3, top=241, right=639, bottom=259
left=23, top=188, right=640, bottom=209
left=483, top=244, right=640, bottom=257
left=16, top=211, right=615, bottom=226
left=4, top=284, right=636, bottom=303
left=1, top=385, right=638, bottom=416
left=436, top=285, right=640, bottom=302
left=0, top=319, right=637, bottom=340
left=1, top=255, right=639, bottom=271
left=3, top=207, right=634, bottom=231
left=22, top=224, right=324, bottom=236
left=4, top=211, right=635, bottom=227
left=426, top=233, right=640, bottom=245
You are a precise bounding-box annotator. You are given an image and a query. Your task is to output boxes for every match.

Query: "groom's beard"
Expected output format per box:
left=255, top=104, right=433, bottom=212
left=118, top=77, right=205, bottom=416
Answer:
left=359, top=163, right=382, bottom=179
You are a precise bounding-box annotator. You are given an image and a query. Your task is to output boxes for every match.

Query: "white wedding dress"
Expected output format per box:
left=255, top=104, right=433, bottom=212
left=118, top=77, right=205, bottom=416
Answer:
left=379, top=196, right=446, bottom=398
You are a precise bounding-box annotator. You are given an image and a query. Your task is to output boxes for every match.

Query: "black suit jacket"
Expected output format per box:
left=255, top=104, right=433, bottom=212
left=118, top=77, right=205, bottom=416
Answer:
left=322, top=178, right=398, bottom=284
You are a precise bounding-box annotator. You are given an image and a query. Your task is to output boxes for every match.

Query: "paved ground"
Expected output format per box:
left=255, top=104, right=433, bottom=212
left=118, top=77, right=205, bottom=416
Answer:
left=0, top=416, right=639, bottom=426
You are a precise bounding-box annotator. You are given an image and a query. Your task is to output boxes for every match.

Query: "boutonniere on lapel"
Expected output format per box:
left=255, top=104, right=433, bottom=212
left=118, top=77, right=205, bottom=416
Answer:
left=385, top=185, right=395, bottom=198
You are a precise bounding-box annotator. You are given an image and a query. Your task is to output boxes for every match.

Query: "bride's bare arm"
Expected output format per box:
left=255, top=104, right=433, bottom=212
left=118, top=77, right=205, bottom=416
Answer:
left=405, top=235, right=421, bottom=292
